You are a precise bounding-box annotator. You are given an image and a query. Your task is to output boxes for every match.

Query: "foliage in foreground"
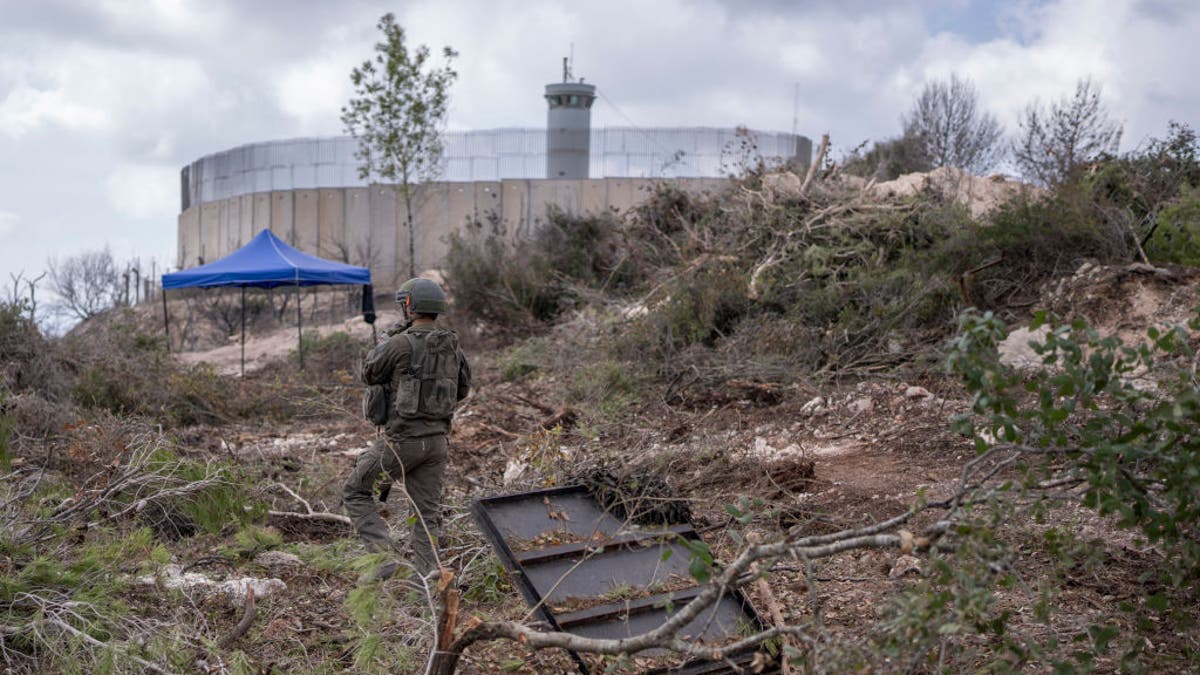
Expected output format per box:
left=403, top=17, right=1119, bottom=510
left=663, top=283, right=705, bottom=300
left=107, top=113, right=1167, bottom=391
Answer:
left=0, top=428, right=264, bottom=672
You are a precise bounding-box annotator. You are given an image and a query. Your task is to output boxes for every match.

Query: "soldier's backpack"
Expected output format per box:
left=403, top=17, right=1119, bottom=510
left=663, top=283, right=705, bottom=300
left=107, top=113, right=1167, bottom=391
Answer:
left=392, top=329, right=461, bottom=419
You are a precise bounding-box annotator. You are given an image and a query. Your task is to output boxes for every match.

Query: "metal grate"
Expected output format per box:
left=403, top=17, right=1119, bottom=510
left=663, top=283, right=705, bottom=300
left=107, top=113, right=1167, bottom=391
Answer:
left=471, top=485, right=768, bottom=674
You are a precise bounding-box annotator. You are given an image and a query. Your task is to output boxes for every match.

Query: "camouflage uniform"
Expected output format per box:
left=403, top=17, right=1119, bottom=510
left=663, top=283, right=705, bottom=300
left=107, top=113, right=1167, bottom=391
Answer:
left=342, top=321, right=471, bottom=575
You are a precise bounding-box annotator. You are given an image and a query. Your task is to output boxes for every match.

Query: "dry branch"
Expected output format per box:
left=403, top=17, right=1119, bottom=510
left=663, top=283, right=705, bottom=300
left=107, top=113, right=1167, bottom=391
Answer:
left=267, top=482, right=351, bottom=526
left=800, top=133, right=830, bottom=195
left=754, top=574, right=797, bottom=675
left=218, top=588, right=256, bottom=648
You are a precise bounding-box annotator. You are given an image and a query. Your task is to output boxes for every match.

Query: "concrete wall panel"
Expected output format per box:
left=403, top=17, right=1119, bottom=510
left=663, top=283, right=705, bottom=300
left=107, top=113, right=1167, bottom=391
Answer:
left=178, top=177, right=733, bottom=273
left=317, top=188, right=345, bottom=260
left=473, top=182, right=501, bottom=228
left=581, top=179, right=607, bottom=214
left=252, top=192, right=271, bottom=237
left=270, top=191, right=294, bottom=244
left=293, top=189, right=318, bottom=254
left=604, top=179, right=635, bottom=212
left=199, top=203, right=220, bottom=265
left=444, top=183, right=475, bottom=239
left=344, top=188, right=371, bottom=268
left=178, top=207, right=200, bottom=269
left=500, top=180, right=530, bottom=241
left=238, top=195, right=254, bottom=245
left=368, top=185, right=398, bottom=286
left=217, top=199, right=232, bottom=258
left=411, top=183, right=455, bottom=274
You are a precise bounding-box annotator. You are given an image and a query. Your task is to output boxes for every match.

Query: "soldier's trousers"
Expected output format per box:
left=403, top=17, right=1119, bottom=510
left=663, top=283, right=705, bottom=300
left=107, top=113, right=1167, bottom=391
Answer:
left=342, top=434, right=448, bottom=575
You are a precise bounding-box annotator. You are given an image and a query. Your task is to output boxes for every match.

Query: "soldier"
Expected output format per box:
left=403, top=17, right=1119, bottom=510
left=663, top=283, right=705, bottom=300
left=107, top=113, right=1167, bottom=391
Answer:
left=343, top=278, right=471, bottom=581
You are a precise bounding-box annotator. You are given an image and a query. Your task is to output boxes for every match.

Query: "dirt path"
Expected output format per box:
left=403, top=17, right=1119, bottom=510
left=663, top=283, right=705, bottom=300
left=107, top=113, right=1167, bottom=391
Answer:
left=177, top=309, right=403, bottom=376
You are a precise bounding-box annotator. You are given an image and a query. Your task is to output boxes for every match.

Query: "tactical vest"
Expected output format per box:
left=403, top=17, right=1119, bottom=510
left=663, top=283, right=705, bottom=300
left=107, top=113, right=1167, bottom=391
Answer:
left=391, top=329, right=461, bottom=420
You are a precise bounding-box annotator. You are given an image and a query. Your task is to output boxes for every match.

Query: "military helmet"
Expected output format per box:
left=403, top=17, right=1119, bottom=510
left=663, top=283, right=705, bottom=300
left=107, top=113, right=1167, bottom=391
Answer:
left=395, top=278, right=448, bottom=315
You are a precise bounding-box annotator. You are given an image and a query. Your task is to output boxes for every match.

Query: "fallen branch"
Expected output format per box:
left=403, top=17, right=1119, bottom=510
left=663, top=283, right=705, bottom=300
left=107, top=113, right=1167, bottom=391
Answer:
left=538, top=407, right=579, bottom=430
left=800, top=133, right=830, bottom=195
left=754, top=573, right=798, bottom=675
left=477, top=422, right=522, bottom=440
left=267, top=483, right=351, bottom=526
left=218, top=588, right=256, bottom=648
left=46, top=618, right=176, bottom=674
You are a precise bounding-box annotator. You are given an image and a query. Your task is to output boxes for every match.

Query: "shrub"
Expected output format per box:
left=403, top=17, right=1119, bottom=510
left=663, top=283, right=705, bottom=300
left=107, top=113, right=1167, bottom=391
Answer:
left=937, top=190, right=1130, bottom=310
left=294, top=329, right=367, bottom=374
left=500, top=339, right=547, bottom=381
left=0, top=298, right=67, bottom=400
left=1144, top=186, right=1200, bottom=265
left=444, top=208, right=635, bottom=336
left=948, top=309, right=1200, bottom=583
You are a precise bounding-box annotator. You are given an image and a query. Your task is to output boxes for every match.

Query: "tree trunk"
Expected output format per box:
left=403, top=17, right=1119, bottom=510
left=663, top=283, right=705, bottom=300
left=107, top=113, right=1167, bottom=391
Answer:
left=404, top=184, right=416, bottom=280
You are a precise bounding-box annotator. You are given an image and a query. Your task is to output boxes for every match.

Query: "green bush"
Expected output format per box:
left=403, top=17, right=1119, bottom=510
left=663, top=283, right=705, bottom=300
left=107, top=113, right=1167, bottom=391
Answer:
left=567, top=360, right=635, bottom=406
left=145, top=448, right=265, bottom=535
left=500, top=339, right=547, bottom=381
left=948, top=309, right=1200, bottom=583
left=935, top=191, right=1130, bottom=310
left=444, top=207, right=634, bottom=336
left=1145, top=186, right=1200, bottom=265
left=294, top=329, right=366, bottom=373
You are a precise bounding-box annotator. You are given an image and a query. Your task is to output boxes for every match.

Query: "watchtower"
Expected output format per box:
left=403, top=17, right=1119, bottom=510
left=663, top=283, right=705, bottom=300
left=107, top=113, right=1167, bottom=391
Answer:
left=545, top=58, right=596, bottom=179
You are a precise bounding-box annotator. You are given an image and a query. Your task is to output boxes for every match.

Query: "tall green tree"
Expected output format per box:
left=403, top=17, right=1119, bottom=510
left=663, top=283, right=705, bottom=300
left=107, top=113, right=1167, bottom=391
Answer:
left=342, top=13, right=458, bottom=280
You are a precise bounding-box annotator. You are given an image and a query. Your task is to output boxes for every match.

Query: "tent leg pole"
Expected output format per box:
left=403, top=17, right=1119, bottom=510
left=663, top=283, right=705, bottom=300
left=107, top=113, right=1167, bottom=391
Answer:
left=296, top=282, right=303, bottom=370
left=241, top=286, right=246, bottom=378
left=162, top=290, right=170, bottom=354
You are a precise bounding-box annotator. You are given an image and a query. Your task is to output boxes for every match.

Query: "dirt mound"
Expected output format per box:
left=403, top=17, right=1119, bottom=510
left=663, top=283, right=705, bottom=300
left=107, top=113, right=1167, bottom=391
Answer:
left=1040, top=261, right=1200, bottom=333
left=1000, top=261, right=1200, bottom=370
left=871, top=167, right=1039, bottom=217
left=763, top=166, right=1037, bottom=217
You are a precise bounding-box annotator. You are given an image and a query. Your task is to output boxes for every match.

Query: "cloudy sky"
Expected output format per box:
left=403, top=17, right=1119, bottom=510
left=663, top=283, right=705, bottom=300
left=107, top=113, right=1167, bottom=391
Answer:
left=1, top=0, right=1197, bottom=302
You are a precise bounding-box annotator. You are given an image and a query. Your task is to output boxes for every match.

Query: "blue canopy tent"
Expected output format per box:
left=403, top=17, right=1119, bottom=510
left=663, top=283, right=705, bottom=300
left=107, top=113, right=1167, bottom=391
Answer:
left=161, top=229, right=373, bottom=373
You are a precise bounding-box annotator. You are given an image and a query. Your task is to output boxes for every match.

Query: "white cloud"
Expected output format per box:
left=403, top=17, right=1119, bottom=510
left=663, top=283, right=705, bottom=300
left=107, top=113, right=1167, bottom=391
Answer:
left=0, top=82, right=110, bottom=138
left=105, top=163, right=178, bottom=220
left=0, top=211, right=17, bottom=238
left=274, top=52, right=358, bottom=135
left=904, top=0, right=1200, bottom=145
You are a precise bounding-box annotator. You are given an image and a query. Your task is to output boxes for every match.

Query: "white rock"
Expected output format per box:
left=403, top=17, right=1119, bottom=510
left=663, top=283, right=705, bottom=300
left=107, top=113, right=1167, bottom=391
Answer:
left=847, top=398, right=873, bottom=414
left=904, top=386, right=933, bottom=400
left=254, top=551, right=302, bottom=569
left=341, top=445, right=371, bottom=458
left=998, top=325, right=1053, bottom=372
left=502, top=458, right=527, bottom=485
left=136, top=564, right=286, bottom=607
left=800, top=397, right=824, bottom=415
left=889, top=555, right=922, bottom=578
